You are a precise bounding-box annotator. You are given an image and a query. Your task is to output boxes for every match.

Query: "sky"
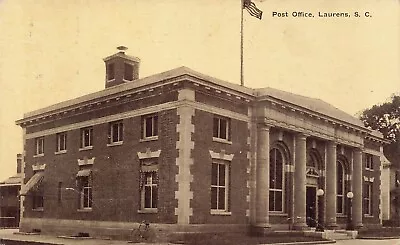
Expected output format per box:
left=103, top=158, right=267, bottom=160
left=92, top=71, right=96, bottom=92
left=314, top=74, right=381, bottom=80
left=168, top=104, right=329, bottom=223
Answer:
left=0, top=0, right=399, bottom=181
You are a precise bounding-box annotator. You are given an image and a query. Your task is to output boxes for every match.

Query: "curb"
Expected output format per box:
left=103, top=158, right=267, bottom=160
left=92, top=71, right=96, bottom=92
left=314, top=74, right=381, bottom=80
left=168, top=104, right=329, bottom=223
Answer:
left=358, top=236, right=400, bottom=240
left=261, top=240, right=336, bottom=245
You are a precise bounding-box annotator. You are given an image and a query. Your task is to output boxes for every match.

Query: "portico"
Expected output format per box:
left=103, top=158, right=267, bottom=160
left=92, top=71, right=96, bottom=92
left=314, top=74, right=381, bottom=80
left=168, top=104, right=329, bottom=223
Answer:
left=250, top=92, right=375, bottom=232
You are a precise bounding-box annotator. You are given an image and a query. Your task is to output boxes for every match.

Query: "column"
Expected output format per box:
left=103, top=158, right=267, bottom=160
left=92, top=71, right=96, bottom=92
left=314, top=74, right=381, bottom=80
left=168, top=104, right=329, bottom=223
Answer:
left=325, top=141, right=338, bottom=228
left=293, top=133, right=308, bottom=230
left=255, top=125, right=271, bottom=231
left=353, top=148, right=363, bottom=228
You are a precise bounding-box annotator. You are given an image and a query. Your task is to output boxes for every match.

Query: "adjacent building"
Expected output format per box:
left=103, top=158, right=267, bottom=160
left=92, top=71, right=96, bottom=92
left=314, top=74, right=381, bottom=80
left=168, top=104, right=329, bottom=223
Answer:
left=0, top=154, right=23, bottom=228
left=15, top=50, right=389, bottom=238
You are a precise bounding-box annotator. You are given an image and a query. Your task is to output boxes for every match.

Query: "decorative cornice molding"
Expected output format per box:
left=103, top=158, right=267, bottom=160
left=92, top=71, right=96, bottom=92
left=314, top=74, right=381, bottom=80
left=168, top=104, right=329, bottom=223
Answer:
left=77, top=157, right=95, bottom=166
left=32, top=163, right=46, bottom=171
left=25, top=100, right=250, bottom=139
left=137, top=149, right=161, bottom=159
left=363, top=176, right=374, bottom=182
left=209, top=150, right=234, bottom=161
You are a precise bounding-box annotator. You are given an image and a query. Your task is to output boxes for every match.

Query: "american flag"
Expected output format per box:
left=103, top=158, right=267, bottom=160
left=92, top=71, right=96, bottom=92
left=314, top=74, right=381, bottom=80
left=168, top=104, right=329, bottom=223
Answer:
left=243, top=0, right=263, bottom=19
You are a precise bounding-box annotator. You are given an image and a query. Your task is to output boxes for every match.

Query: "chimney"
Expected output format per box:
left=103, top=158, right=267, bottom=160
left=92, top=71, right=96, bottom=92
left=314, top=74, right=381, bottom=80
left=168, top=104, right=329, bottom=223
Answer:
left=17, top=153, right=22, bottom=174
left=103, top=46, right=140, bottom=88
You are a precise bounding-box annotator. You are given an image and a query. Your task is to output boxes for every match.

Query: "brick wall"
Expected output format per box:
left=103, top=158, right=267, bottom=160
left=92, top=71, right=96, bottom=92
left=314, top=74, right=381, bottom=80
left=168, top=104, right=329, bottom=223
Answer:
left=191, top=109, right=249, bottom=224
left=23, top=109, right=178, bottom=224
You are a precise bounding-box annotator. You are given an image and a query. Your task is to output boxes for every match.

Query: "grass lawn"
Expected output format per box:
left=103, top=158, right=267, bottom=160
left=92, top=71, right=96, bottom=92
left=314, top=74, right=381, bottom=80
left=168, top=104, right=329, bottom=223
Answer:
left=167, top=232, right=330, bottom=245
left=358, top=227, right=400, bottom=238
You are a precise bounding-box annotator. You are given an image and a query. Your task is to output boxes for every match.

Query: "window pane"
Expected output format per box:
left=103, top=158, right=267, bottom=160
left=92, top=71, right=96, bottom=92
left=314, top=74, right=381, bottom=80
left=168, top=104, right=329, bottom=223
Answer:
left=110, top=124, right=116, bottom=142
left=211, top=187, right=217, bottom=209
left=152, top=172, right=158, bottom=184
left=218, top=188, right=225, bottom=210
left=269, top=150, right=276, bottom=188
left=220, top=119, right=227, bottom=139
left=211, top=163, right=218, bottom=186
left=153, top=116, right=158, bottom=136
left=269, top=191, right=275, bottom=211
left=219, top=164, right=225, bottom=186
left=119, top=123, right=123, bottom=141
left=337, top=196, right=343, bottom=213
left=145, top=117, right=152, bottom=137
left=213, top=118, right=219, bottom=137
left=145, top=186, right=151, bottom=208
left=276, top=153, right=283, bottom=189
left=275, top=191, right=283, bottom=211
left=152, top=186, right=158, bottom=208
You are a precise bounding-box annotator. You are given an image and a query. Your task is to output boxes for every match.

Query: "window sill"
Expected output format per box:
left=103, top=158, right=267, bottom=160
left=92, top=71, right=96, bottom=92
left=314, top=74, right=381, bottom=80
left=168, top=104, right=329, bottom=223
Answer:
left=55, top=150, right=67, bottom=155
left=107, top=79, right=116, bottom=83
left=211, top=210, right=232, bottom=216
left=365, top=168, right=374, bottom=172
left=336, top=214, right=347, bottom=218
left=33, top=154, right=44, bottom=158
left=140, top=136, right=159, bottom=142
left=32, top=208, right=44, bottom=212
left=364, top=215, right=374, bottom=218
left=212, top=137, right=232, bottom=145
left=107, top=141, right=123, bottom=147
left=269, top=212, right=287, bottom=216
left=77, top=208, right=93, bottom=212
left=79, top=146, right=93, bottom=151
left=137, top=209, right=158, bottom=214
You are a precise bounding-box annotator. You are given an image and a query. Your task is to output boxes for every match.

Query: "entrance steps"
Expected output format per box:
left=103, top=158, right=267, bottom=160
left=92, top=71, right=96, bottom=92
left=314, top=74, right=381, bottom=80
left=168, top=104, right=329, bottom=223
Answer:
left=318, top=229, right=357, bottom=240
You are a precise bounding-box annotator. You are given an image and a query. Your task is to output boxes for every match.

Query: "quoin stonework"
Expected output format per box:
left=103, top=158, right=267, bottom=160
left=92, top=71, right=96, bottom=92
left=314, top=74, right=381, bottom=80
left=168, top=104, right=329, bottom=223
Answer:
left=15, top=50, right=389, bottom=238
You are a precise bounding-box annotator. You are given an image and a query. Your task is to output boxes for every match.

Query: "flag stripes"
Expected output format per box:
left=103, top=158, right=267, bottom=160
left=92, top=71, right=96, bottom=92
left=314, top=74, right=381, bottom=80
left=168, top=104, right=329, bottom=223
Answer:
left=243, top=0, right=263, bottom=19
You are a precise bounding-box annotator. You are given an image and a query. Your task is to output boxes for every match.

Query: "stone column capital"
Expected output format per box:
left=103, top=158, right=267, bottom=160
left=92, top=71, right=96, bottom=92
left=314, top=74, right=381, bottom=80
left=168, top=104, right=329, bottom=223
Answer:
left=327, top=141, right=337, bottom=149
left=296, top=133, right=309, bottom=141
left=353, top=147, right=364, bottom=154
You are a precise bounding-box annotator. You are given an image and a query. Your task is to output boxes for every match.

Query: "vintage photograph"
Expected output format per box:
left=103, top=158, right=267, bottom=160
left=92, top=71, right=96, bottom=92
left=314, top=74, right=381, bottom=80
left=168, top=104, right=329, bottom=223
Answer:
left=0, top=0, right=399, bottom=244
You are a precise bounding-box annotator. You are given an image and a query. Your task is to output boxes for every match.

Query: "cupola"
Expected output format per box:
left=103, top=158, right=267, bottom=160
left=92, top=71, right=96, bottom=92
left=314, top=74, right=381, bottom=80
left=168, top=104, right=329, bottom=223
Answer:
left=103, top=46, right=140, bottom=88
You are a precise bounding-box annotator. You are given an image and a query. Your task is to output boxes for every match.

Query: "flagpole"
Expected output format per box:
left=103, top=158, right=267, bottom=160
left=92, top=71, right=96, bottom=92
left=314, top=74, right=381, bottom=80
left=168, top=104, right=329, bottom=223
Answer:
left=240, top=0, right=244, bottom=86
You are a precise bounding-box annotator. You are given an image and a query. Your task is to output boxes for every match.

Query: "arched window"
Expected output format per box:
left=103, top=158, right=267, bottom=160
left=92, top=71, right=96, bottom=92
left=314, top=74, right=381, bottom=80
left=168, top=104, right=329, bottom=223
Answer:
left=336, top=160, right=345, bottom=214
left=269, top=148, right=283, bottom=212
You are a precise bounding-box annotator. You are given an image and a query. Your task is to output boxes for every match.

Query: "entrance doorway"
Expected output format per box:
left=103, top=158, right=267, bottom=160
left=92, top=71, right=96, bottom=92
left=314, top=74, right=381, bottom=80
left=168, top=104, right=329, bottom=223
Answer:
left=306, top=186, right=317, bottom=227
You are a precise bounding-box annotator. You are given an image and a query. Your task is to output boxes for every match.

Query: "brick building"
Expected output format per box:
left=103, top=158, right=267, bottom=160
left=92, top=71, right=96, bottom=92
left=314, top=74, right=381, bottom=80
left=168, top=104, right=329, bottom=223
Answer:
left=0, top=154, right=23, bottom=228
left=15, top=50, right=388, bottom=237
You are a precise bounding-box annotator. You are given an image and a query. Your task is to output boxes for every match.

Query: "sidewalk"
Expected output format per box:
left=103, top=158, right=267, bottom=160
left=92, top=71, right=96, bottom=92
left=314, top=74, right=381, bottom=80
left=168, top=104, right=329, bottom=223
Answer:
left=0, top=229, right=171, bottom=245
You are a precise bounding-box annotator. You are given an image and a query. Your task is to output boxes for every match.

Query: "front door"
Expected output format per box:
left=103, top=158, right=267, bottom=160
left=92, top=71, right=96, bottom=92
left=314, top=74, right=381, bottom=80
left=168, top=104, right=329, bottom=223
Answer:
left=306, top=186, right=317, bottom=227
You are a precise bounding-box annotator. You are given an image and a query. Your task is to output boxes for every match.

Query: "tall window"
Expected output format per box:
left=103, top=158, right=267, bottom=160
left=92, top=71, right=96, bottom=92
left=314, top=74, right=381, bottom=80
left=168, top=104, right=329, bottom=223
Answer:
left=107, top=63, right=115, bottom=81
left=142, top=114, right=158, bottom=139
left=336, top=161, right=345, bottom=214
left=78, top=175, right=92, bottom=209
left=80, top=127, right=93, bottom=148
left=108, top=121, right=123, bottom=144
left=365, top=154, right=373, bottom=170
left=211, top=161, right=230, bottom=212
left=35, top=137, right=44, bottom=155
left=56, top=132, right=67, bottom=152
left=140, top=159, right=158, bottom=210
left=213, top=116, right=231, bottom=141
left=32, top=191, right=44, bottom=210
left=363, top=182, right=373, bottom=215
left=269, top=148, right=283, bottom=212
left=124, top=63, right=134, bottom=81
